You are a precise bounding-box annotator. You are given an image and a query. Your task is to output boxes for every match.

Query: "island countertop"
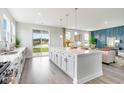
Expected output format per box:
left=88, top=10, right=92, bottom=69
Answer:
left=52, top=47, right=102, bottom=56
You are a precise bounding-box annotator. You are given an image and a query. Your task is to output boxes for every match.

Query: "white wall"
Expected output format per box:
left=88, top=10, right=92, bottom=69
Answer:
left=17, top=22, right=64, bottom=57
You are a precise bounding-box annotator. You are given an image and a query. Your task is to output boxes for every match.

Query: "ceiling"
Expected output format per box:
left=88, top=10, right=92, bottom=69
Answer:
left=8, top=8, right=124, bottom=31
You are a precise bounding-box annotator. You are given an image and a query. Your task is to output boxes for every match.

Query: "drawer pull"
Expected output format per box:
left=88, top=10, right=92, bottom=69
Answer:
left=64, top=58, right=68, bottom=62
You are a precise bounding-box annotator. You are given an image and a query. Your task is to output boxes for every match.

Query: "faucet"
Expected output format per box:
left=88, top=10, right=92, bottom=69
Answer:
left=5, top=41, right=10, bottom=51
left=0, top=41, right=5, bottom=52
left=0, top=41, right=9, bottom=52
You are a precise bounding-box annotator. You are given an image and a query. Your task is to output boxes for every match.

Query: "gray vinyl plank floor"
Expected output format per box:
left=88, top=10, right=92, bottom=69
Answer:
left=20, top=56, right=124, bottom=84
left=20, top=56, right=72, bottom=84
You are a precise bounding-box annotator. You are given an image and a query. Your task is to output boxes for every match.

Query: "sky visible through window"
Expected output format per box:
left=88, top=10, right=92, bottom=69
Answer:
left=33, top=33, right=49, bottom=39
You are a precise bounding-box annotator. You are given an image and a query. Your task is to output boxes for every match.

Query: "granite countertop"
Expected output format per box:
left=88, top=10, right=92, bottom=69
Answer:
left=65, top=49, right=102, bottom=56
left=0, top=47, right=26, bottom=62
left=52, top=47, right=102, bottom=56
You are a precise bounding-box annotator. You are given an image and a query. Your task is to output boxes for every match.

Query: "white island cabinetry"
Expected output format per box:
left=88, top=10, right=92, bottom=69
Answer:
left=61, top=53, right=74, bottom=78
left=66, top=54, right=74, bottom=78
left=49, top=48, right=103, bottom=84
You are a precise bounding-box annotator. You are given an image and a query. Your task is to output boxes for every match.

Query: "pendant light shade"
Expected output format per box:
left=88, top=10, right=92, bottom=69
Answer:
left=59, top=18, right=63, bottom=27
left=75, top=8, right=78, bottom=29
left=65, top=14, right=69, bottom=28
left=74, top=8, right=78, bottom=35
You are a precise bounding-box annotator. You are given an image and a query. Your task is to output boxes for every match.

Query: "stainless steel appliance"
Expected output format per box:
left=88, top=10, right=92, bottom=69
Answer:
left=0, top=62, right=18, bottom=84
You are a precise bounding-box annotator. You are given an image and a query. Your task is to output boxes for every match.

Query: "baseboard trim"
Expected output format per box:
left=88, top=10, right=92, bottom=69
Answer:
left=77, top=71, right=103, bottom=84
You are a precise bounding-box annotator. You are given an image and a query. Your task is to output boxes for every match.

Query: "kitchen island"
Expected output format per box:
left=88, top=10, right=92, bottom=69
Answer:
left=49, top=48, right=103, bottom=84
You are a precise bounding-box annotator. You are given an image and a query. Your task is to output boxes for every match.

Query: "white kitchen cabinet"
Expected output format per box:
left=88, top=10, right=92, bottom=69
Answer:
left=50, top=50, right=55, bottom=62
left=55, top=51, right=62, bottom=67
left=49, top=51, right=53, bottom=61
left=66, top=55, right=74, bottom=78
left=58, top=52, right=62, bottom=68
left=54, top=53, right=58, bottom=65
left=20, top=50, right=26, bottom=74
left=49, top=48, right=103, bottom=84
left=13, top=57, right=21, bottom=82
left=50, top=50, right=74, bottom=78
left=61, top=53, right=74, bottom=78
left=49, top=50, right=52, bottom=59
left=16, top=48, right=27, bottom=83
left=50, top=49, right=62, bottom=67
left=61, top=53, right=67, bottom=72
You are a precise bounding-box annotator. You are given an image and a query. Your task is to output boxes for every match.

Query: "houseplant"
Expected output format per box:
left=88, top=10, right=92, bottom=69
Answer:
left=89, top=36, right=97, bottom=49
left=16, top=37, right=20, bottom=48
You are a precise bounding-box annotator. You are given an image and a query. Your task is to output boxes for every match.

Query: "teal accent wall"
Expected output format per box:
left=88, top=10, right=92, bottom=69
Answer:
left=91, top=26, right=124, bottom=48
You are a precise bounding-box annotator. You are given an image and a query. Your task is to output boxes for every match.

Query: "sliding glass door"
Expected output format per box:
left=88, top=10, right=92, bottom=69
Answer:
left=32, top=30, right=49, bottom=57
left=41, top=31, right=49, bottom=56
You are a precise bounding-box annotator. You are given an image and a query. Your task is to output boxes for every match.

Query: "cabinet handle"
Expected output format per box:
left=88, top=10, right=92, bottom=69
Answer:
left=64, top=58, right=68, bottom=62
left=66, top=59, right=68, bottom=62
left=64, top=58, right=66, bottom=61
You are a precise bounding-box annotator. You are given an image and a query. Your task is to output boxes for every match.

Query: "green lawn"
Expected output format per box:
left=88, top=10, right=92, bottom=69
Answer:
left=33, top=48, right=49, bottom=53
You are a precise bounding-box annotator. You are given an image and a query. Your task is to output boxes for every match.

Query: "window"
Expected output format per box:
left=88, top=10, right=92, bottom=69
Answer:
left=2, top=14, right=10, bottom=42
left=1, top=14, right=15, bottom=44
left=107, top=37, right=116, bottom=47
left=11, top=22, right=16, bottom=43
left=2, top=15, right=7, bottom=41
left=84, top=33, right=89, bottom=41
left=66, top=31, right=71, bottom=40
left=83, top=33, right=89, bottom=47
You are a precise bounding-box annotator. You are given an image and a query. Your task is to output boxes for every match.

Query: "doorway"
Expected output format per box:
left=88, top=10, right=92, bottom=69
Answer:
left=32, top=30, right=49, bottom=57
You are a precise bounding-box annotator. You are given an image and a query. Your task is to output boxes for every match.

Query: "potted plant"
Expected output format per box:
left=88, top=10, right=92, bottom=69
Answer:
left=89, top=36, right=97, bottom=49
left=16, top=37, right=20, bottom=48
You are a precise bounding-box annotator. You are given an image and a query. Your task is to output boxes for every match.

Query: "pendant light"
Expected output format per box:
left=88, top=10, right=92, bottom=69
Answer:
left=60, top=35, right=63, bottom=38
left=59, top=18, right=63, bottom=39
left=75, top=8, right=78, bottom=28
left=59, top=18, right=63, bottom=27
left=65, top=14, right=70, bottom=38
left=74, top=8, right=78, bottom=35
left=65, top=14, right=69, bottom=28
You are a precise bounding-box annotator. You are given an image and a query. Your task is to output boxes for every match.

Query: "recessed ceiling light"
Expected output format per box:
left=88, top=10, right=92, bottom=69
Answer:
left=104, top=21, right=108, bottom=25
left=60, top=18, right=63, bottom=21
left=37, top=12, right=41, bottom=16
left=74, top=32, right=78, bottom=35
left=60, top=35, right=63, bottom=38
left=85, top=29, right=94, bottom=31
left=65, top=14, right=69, bottom=16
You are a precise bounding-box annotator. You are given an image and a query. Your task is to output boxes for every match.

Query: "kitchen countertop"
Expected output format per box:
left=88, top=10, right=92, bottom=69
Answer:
left=51, top=47, right=102, bottom=56
left=65, top=49, right=102, bottom=56
left=0, top=47, right=26, bottom=62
